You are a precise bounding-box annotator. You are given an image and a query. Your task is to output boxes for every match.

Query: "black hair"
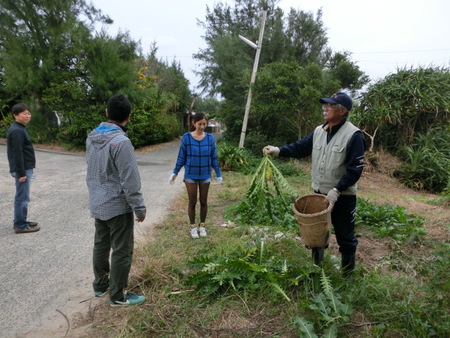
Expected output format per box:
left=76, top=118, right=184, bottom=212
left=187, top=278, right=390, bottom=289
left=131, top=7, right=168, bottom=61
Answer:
left=190, top=112, right=208, bottom=131
left=11, top=103, right=29, bottom=116
left=107, top=94, right=132, bottom=123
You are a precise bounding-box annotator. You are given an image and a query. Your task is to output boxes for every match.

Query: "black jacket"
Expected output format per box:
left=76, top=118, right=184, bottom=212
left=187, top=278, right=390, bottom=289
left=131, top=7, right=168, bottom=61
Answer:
left=7, top=121, right=36, bottom=177
left=279, top=119, right=366, bottom=193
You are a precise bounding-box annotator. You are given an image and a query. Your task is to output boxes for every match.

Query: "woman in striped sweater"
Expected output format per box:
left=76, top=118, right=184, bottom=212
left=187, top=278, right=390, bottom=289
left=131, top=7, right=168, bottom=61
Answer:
left=169, top=112, right=222, bottom=238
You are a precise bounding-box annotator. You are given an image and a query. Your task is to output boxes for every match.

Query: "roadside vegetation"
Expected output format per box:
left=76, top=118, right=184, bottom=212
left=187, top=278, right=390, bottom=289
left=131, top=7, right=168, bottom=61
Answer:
left=1, top=1, right=448, bottom=335
left=89, top=150, right=449, bottom=337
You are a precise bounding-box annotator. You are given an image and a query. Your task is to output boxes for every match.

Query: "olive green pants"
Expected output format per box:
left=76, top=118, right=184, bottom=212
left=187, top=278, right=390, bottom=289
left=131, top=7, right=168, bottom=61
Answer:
left=93, top=212, right=134, bottom=302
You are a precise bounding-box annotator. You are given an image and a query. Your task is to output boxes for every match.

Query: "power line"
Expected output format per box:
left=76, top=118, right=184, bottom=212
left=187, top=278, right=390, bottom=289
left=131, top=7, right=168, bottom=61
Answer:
left=353, top=49, right=450, bottom=55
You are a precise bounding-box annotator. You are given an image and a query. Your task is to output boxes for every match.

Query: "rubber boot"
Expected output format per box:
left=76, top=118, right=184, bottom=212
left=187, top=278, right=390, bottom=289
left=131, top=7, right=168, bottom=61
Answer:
left=341, top=253, right=355, bottom=278
left=312, top=247, right=325, bottom=265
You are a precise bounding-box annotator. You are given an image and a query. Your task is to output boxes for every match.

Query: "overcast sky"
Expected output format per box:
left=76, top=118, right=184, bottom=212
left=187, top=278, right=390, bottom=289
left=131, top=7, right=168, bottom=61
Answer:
left=90, top=0, right=449, bottom=92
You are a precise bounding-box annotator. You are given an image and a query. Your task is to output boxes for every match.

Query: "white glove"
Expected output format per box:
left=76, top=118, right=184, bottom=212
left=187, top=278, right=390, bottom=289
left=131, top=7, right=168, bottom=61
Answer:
left=169, top=173, right=177, bottom=185
left=263, top=145, right=280, bottom=156
left=217, top=177, right=223, bottom=185
left=326, top=189, right=340, bottom=203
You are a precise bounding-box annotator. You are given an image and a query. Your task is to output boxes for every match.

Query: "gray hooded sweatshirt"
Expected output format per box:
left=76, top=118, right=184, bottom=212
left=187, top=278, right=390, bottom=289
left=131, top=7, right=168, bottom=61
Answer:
left=86, top=122, right=146, bottom=221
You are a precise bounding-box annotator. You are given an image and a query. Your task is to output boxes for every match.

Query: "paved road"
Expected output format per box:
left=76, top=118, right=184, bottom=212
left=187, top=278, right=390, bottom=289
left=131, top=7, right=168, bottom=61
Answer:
left=0, top=140, right=184, bottom=337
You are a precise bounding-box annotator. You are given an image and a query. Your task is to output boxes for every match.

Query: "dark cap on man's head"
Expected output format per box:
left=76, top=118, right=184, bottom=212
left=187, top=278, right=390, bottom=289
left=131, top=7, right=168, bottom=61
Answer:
left=319, top=92, right=353, bottom=111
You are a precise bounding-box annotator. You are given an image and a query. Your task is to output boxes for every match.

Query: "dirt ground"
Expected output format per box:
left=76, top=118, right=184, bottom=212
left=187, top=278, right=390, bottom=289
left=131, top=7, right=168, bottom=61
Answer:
left=328, top=152, right=449, bottom=272
left=15, top=145, right=449, bottom=337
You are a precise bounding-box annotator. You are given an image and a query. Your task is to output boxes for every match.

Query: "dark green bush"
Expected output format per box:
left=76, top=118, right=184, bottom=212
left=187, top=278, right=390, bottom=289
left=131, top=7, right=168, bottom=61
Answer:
left=216, top=142, right=249, bottom=171
left=0, top=113, right=14, bottom=138
left=128, top=108, right=180, bottom=148
left=273, top=158, right=306, bottom=177
left=393, top=127, right=450, bottom=193
left=57, top=106, right=105, bottom=148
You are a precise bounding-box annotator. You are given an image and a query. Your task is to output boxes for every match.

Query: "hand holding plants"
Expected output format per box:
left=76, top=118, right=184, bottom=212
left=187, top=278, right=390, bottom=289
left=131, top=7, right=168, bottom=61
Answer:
left=263, top=146, right=280, bottom=156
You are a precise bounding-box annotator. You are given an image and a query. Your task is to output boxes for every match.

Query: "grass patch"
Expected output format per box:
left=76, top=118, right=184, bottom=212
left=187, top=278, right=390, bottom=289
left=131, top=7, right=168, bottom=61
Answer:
left=91, top=170, right=450, bottom=337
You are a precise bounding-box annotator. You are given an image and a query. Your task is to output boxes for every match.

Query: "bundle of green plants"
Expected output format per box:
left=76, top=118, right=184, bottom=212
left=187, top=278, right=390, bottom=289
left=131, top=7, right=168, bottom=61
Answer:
left=355, top=198, right=426, bottom=243
left=226, top=155, right=299, bottom=229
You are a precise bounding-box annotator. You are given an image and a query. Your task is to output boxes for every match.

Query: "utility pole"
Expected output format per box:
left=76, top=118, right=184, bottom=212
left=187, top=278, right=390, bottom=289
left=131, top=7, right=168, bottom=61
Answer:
left=238, top=11, right=267, bottom=148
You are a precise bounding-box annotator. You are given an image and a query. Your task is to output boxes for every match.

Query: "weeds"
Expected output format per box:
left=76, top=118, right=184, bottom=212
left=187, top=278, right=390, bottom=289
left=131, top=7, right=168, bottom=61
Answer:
left=294, top=269, right=353, bottom=337
left=356, top=197, right=427, bottom=243
left=92, top=169, right=450, bottom=337
left=186, top=240, right=317, bottom=301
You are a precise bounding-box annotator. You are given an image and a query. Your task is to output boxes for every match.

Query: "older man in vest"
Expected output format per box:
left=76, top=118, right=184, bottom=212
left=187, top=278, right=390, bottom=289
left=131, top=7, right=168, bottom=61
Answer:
left=263, top=92, right=365, bottom=277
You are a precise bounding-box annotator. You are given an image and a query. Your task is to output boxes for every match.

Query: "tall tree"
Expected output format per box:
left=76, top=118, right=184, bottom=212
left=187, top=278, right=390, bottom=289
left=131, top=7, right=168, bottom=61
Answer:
left=195, top=0, right=279, bottom=97
left=86, top=32, right=139, bottom=101
left=252, top=61, right=335, bottom=143
left=194, top=0, right=367, bottom=145
left=0, top=0, right=110, bottom=102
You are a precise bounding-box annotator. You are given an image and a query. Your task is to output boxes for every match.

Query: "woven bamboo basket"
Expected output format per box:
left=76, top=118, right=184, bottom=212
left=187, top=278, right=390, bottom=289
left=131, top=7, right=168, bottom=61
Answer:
left=292, top=194, right=333, bottom=248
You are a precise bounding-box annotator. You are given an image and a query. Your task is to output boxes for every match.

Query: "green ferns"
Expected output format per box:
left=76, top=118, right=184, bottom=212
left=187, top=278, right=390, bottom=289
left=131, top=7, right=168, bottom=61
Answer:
left=186, top=241, right=312, bottom=301
left=295, top=269, right=353, bottom=338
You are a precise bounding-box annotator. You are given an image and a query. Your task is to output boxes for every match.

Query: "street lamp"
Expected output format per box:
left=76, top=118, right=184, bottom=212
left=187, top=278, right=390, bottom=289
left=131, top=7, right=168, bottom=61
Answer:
left=238, top=11, right=267, bottom=148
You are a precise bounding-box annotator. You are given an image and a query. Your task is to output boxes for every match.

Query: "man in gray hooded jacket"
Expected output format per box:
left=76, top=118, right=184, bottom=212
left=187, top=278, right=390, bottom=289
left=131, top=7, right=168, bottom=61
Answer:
left=86, top=94, right=146, bottom=306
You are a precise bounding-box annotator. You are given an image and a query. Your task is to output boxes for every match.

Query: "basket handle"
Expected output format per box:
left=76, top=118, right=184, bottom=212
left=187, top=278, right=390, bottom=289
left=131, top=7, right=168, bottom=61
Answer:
left=298, top=220, right=328, bottom=227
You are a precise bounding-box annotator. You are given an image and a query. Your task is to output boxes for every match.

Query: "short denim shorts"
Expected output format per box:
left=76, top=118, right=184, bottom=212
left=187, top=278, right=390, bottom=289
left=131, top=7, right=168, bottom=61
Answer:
left=184, top=177, right=212, bottom=184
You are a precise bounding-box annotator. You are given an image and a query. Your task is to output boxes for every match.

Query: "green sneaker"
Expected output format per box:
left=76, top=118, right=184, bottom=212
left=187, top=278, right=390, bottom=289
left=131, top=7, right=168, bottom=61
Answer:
left=110, top=291, right=145, bottom=307
left=94, top=288, right=109, bottom=297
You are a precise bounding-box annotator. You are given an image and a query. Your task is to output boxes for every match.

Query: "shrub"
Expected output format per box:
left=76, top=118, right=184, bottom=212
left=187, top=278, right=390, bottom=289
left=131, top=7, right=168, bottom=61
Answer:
left=216, top=143, right=249, bottom=171
left=57, top=106, right=104, bottom=148
left=0, top=113, right=14, bottom=138
left=394, top=128, right=450, bottom=193
left=128, top=108, right=179, bottom=148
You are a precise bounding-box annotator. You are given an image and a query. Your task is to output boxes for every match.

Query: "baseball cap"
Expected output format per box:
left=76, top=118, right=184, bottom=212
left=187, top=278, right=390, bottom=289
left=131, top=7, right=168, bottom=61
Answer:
left=319, top=92, right=353, bottom=111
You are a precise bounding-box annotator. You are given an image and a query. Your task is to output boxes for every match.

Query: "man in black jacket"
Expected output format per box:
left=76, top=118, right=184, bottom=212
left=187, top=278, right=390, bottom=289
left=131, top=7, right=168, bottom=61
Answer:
left=7, top=103, right=40, bottom=234
left=264, top=92, right=365, bottom=277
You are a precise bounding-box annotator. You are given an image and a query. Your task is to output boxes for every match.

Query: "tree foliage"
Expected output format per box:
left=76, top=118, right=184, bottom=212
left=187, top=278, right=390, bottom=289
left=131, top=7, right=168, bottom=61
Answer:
left=194, top=0, right=368, bottom=146
left=0, top=0, right=192, bottom=148
left=352, top=66, right=450, bottom=151
left=0, top=0, right=109, bottom=101
left=252, top=62, right=332, bottom=143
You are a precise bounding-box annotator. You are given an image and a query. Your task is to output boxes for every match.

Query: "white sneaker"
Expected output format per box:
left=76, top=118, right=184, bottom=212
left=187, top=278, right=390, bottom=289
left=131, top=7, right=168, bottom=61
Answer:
left=199, top=227, right=207, bottom=237
left=190, top=227, right=199, bottom=239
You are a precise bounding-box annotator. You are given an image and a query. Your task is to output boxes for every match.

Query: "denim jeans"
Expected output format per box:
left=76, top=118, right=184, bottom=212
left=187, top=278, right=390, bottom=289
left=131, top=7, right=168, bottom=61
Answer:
left=11, top=169, right=33, bottom=229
